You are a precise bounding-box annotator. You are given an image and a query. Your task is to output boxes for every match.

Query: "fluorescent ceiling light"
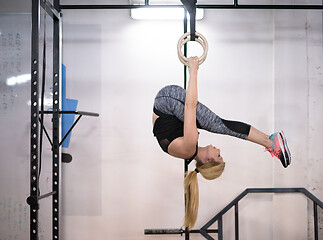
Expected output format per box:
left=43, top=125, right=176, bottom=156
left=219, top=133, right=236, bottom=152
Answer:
left=131, top=8, right=204, bottom=20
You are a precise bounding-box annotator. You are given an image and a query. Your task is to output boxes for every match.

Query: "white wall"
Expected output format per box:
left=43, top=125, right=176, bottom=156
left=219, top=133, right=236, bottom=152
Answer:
left=0, top=0, right=322, bottom=239
left=0, top=14, right=32, bottom=240
left=273, top=4, right=323, bottom=240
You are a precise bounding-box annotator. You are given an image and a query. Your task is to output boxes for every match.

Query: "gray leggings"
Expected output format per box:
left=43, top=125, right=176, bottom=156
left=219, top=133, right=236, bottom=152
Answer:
left=153, top=85, right=250, bottom=140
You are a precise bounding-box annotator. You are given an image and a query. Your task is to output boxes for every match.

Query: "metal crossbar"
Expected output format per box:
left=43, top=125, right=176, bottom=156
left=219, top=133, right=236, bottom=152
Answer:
left=60, top=4, right=323, bottom=10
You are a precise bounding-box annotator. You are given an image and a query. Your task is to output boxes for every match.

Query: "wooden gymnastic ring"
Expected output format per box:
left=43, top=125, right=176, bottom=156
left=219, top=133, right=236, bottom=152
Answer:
left=177, top=32, right=208, bottom=66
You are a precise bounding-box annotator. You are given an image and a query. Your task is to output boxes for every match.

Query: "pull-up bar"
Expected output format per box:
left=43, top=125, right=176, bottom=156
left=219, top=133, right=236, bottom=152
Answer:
left=59, top=1, right=322, bottom=42
left=59, top=4, right=323, bottom=10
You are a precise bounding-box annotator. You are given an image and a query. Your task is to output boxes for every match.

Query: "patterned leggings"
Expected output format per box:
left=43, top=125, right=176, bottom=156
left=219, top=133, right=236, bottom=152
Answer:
left=153, top=85, right=251, bottom=140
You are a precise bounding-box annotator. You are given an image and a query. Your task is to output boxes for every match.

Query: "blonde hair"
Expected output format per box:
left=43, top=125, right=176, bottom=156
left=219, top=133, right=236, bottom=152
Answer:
left=183, top=161, right=225, bottom=229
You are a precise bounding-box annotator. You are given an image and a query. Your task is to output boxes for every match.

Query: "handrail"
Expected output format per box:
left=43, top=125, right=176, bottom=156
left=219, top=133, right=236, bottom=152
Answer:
left=200, top=188, right=323, bottom=240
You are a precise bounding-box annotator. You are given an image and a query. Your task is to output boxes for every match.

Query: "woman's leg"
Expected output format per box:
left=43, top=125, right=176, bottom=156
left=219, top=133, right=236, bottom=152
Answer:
left=153, top=85, right=290, bottom=167
left=154, top=85, right=186, bottom=118
left=248, top=127, right=273, bottom=148
left=154, top=85, right=258, bottom=141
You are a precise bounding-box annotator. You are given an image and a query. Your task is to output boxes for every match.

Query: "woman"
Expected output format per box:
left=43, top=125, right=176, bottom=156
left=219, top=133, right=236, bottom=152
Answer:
left=152, top=57, right=291, bottom=229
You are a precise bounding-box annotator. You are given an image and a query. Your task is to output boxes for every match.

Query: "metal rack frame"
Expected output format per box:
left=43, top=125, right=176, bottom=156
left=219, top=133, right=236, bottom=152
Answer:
left=28, top=1, right=99, bottom=240
left=28, top=1, right=322, bottom=240
left=29, top=1, right=61, bottom=240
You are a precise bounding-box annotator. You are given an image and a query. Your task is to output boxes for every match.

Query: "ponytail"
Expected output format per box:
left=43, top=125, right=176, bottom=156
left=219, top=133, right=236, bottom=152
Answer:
left=184, top=170, right=199, bottom=230
left=183, top=162, right=225, bottom=229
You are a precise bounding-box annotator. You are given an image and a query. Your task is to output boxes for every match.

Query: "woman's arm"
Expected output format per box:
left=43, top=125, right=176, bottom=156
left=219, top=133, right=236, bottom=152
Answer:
left=168, top=57, right=200, bottom=158
left=183, top=57, right=199, bottom=149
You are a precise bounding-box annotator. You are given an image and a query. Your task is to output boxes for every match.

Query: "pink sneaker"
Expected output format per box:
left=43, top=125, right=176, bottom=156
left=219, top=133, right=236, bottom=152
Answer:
left=266, top=131, right=291, bottom=168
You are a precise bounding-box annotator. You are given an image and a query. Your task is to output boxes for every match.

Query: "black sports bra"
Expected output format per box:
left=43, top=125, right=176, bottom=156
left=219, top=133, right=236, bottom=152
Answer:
left=153, top=108, right=198, bottom=161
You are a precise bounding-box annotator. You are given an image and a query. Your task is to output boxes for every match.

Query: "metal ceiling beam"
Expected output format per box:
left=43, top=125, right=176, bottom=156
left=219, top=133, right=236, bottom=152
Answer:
left=60, top=4, right=323, bottom=10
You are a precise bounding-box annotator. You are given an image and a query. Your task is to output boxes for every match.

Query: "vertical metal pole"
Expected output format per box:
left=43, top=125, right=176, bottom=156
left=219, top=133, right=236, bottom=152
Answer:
left=185, top=227, right=190, bottom=240
left=183, top=8, right=190, bottom=240
left=183, top=9, right=188, bottom=90
left=53, top=1, right=61, bottom=239
left=313, top=202, right=318, bottom=240
left=235, top=203, right=239, bottom=240
left=30, top=0, right=40, bottom=239
left=218, top=216, right=223, bottom=240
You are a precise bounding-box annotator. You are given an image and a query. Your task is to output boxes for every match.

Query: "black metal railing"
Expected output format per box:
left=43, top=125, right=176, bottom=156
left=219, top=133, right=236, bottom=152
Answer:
left=145, top=188, right=323, bottom=240
left=200, top=188, right=323, bottom=240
